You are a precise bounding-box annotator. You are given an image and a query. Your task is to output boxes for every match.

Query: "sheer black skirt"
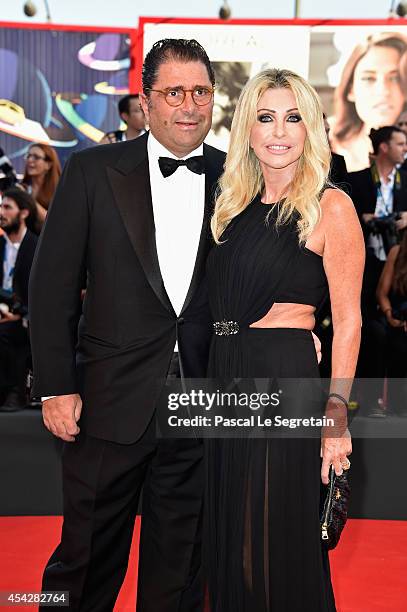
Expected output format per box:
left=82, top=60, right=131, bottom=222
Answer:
left=205, top=328, right=336, bottom=612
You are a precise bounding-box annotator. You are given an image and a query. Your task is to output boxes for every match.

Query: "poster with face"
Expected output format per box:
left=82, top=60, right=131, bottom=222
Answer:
left=140, top=20, right=407, bottom=168
left=309, top=25, right=407, bottom=172
left=141, top=21, right=310, bottom=151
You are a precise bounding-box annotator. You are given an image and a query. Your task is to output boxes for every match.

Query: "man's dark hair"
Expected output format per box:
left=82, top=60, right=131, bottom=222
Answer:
left=369, top=125, right=405, bottom=155
left=118, top=94, right=140, bottom=116
left=142, top=39, right=215, bottom=93
left=2, top=187, right=38, bottom=230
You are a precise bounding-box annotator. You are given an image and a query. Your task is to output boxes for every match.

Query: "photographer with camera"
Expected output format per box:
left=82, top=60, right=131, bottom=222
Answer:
left=349, top=126, right=407, bottom=318
left=0, top=188, right=38, bottom=411
left=349, top=126, right=407, bottom=413
left=99, top=94, right=146, bottom=144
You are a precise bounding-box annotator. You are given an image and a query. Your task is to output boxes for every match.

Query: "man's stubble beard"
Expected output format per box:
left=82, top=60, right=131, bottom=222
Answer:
left=0, top=217, right=23, bottom=235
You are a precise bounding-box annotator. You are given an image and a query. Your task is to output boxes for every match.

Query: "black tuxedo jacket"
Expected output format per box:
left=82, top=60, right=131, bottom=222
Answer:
left=29, top=133, right=226, bottom=443
left=0, top=229, right=38, bottom=314
left=329, top=152, right=349, bottom=190
left=348, top=166, right=407, bottom=241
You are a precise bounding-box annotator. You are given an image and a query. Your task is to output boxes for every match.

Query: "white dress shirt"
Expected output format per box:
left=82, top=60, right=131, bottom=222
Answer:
left=2, top=228, right=26, bottom=291
left=368, top=168, right=396, bottom=261
left=43, top=133, right=206, bottom=402
left=148, top=132, right=205, bottom=316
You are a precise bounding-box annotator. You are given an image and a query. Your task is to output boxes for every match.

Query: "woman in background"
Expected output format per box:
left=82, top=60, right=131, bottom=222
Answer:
left=331, top=32, right=407, bottom=172
left=375, top=230, right=407, bottom=414
left=205, top=68, right=364, bottom=611
left=22, top=143, right=61, bottom=230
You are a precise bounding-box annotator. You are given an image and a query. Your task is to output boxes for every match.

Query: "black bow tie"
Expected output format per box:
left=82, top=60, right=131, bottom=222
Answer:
left=158, top=155, right=205, bottom=178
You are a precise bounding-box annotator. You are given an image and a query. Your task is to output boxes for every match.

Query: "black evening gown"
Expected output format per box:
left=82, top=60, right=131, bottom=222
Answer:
left=205, top=195, right=336, bottom=611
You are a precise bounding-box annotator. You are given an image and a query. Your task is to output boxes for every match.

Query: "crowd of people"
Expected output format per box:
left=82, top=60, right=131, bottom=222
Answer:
left=1, top=55, right=407, bottom=418
left=0, top=95, right=146, bottom=411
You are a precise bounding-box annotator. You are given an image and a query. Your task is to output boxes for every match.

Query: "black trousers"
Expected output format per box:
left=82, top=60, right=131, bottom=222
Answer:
left=41, top=356, right=204, bottom=612
left=0, top=320, right=29, bottom=392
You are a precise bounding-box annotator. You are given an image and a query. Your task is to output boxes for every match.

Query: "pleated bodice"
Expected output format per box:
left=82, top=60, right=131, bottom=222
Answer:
left=206, top=195, right=328, bottom=377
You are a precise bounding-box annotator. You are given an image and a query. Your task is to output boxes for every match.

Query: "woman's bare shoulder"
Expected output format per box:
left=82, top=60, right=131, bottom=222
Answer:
left=320, top=187, right=356, bottom=219
left=319, top=187, right=363, bottom=254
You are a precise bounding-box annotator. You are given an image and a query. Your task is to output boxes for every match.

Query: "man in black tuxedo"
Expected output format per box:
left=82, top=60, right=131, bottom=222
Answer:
left=29, top=39, right=225, bottom=611
left=0, top=187, right=38, bottom=410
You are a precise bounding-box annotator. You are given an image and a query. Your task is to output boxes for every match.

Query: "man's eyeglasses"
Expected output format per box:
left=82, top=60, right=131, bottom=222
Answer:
left=148, top=86, right=214, bottom=107
left=24, top=153, right=47, bottom=162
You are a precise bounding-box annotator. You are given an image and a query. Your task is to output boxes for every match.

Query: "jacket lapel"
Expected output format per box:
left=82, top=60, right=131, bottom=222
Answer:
left=106, top=134, right=175, bottom=315
left=367, top=169, right=378, bottom=214
left=12, top=230, right=29, bottom=279
left=393, top=172, right=406, bottom=212
left=180, top=143, right=222, bottom=314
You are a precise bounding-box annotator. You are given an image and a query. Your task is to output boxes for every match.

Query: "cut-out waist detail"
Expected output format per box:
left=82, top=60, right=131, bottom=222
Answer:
left=249, top=302, right=315, bottom=331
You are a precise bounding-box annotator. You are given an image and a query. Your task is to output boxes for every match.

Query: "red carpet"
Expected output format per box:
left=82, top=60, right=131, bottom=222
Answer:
left=0, top=517, right=406, bottom=611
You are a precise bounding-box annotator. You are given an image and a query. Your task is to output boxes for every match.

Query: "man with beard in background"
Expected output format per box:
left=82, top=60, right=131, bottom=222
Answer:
left=0, top=187, right=37, bottom=411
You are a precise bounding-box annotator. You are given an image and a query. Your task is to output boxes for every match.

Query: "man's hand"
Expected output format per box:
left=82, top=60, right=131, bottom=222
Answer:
left=311, top=332, right=322, bottom=364
left=42, top=394, right=82, bottom=442
left=396, top=211, right=407, bottom=231
left=362, top=213, right=375, bottom=224
left=386, top=314, right=407, bottom=330
left=0, top=310, right=21, bottom=323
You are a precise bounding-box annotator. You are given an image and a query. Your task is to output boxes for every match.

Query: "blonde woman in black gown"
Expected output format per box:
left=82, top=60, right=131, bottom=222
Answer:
left=205, top=69, right=365, bottom=611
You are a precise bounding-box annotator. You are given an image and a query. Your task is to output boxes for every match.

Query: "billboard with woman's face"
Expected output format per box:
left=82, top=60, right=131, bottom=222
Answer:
left=139, top=20, right=407, bottom=172
left=309, top=26, right=407, bottom=172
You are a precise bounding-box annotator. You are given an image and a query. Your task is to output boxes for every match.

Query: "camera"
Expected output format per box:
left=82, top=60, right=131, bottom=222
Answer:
left=365, top=212, right=401, bottom=255
left=0, top=147, right=18, bottom=192
left=0, top=288, right=23, bottom=317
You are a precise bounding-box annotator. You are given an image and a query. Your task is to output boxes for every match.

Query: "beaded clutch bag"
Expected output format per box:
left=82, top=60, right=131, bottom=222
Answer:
left=320, top=465, right=350, bottom=550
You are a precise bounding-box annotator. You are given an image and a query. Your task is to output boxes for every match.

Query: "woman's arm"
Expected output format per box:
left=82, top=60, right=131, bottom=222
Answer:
left=36, top=201, right=48, bottom=224
left=376, top=245, right=403, bottom=327
left=319, top=188, right=365, bottom=483
left=323, top=189, right=365, bottom=381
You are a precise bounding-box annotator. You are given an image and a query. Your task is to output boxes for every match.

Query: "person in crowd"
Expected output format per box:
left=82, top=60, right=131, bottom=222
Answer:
left=348, top=126, right=407, bottom=413
left=396, top=109, right=407, bottom=171
left=362, top=230, right=407, bottom=417
left=323, top=112, right=349, bottom=188
left=22, top=143, right=61, bottom=230
left=0, top=188, right=38, bottom=411
left=376, top=231, right=407, bottom=413
left=29, top=39, right=225, bottom=611
left=99, top=93, right=146, bottom=144
left=348, top=126, right=407, bottom=319
left=206, top=68, right=364, bottom=610
left=330, top=32, right=407, bottom=172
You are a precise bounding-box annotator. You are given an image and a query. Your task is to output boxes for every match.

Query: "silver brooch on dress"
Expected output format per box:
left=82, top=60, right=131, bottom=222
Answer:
left=213, top=320, right=240, bottom=336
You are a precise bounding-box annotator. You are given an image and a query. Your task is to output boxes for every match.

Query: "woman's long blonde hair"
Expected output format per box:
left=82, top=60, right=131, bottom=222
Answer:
left=211, top=68, right=331, bottom=244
